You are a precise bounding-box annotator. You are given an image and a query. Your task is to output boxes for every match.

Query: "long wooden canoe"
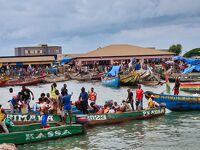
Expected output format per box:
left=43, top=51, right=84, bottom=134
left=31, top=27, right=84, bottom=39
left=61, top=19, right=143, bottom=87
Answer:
left=0, top=78, right=42, bottom=87
left=101, top=76, right=120, bottom=87
left=0, top=123, right=85, bottom=145
left=145, top=91, right=200, bottom=111
left=180, top=83, right=200, bottom=93
left=140, top=81, right=161, bottom=86
left=77, top=107, right=165, bottom=127
left=120, top=71, right=140, bottom=86
left=69, top=73, right=92, bottom=81
left=7, top=114, right=86, bottom=125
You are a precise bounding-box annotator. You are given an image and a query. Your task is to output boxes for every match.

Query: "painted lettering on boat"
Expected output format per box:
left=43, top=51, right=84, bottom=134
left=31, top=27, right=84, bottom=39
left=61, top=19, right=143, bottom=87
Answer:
left=157, top=95, right=200, bottom=102
left=143, top=109, right=164, bottom=116
left=8, top=115, right=54, bottom=122
left=25, top=129, right=71, bottom=140
left=87, top=115, right=107, bottom=121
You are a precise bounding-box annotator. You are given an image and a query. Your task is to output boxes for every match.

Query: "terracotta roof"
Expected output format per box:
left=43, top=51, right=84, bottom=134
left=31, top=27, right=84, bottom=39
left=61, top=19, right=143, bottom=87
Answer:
left=78, top=44, right=174, bottom=58
left=0, top=56, right=55, bottom=63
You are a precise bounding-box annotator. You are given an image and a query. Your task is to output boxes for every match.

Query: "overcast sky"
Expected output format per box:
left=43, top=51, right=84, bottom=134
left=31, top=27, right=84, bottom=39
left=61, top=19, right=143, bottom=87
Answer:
left=0, top=0, right=200, bottom=56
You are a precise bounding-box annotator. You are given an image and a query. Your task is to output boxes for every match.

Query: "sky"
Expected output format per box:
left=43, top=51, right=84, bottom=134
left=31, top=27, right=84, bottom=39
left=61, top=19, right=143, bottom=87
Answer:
left=0, top=0, right=200, bottom=56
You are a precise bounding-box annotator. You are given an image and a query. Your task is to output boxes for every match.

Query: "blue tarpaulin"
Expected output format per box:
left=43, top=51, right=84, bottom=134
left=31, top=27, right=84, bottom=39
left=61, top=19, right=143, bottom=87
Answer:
left=61, top=58, right=73, bottom=65
left=174, top=56, right=200, bottom=65
left=108, top=66, right=121, bottom=76
left=182, top=64, right=200, bottom=74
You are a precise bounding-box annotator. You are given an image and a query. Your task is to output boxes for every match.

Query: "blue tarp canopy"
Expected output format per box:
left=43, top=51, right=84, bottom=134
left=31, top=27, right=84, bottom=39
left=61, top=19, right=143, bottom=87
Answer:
left=60, top=58, right=73, bottom=65
left=183, top=58, right=200, bottom=65
left=182, top=64, right=200, bottom=74
left=108, top=66, right=121, bottom=76
left=174, top=56, right=200, bottom=65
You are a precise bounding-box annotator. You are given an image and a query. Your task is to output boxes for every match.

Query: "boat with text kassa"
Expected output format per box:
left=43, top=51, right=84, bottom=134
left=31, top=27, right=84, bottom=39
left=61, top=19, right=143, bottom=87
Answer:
left=78, top=107, right=165, bottom=127
left=145, top=91, right=200, bottom=111
left=0, top=123, right=85, bottom=145
left=180, top=83, right=200, bottom=93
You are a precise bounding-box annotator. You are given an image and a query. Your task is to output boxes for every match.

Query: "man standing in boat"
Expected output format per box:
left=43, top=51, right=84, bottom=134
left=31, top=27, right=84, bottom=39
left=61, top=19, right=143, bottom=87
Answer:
left=126, top=88, right=134, bottom=110
left=79, top=87, right=89, bottom=114
left=88, top=87, right=97, bottom=104
left=135, top=85, right=144, bottom=110
left=61, top=84, right=67, bottom=96
left=0, top=104, right=9, bottom=133
left=21, top=86, right=34, bottom=112
left=61, top=91, right=73, bottom=125
left=173, top=77, right=180, bottom=95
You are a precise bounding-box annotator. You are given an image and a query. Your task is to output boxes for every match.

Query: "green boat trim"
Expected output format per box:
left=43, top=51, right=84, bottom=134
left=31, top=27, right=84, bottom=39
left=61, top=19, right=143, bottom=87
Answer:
left=8, top=114, right=80, bottom=125
left=78, top=107, right=166, bottom=126
left=0, top=123, right=85, bottom=145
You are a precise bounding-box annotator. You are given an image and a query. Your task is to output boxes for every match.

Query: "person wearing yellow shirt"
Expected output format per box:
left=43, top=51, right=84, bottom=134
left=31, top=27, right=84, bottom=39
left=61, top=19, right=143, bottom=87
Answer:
left=0, top=104, right=9, bottom=133
left=148, top=95, right=159, bottom=109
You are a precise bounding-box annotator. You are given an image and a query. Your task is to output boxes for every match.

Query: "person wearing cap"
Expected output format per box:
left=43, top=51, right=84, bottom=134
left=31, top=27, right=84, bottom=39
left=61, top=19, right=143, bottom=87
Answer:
left=0, top=105, right=9, bottom=133
left=79, top=87, right=89, bottom=114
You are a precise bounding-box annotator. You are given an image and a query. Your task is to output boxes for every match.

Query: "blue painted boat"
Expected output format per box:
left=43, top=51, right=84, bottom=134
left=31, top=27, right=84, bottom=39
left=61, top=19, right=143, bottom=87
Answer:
left=101, top=66, right=121, bottom=87
left=145, top=91, right=200, bottom=111
left=101, top=76, right=120, bottom=87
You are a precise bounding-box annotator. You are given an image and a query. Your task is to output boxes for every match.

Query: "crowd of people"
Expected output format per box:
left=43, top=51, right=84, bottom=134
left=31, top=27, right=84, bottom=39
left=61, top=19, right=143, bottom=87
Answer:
left=0, top=82, right=164, bottom=133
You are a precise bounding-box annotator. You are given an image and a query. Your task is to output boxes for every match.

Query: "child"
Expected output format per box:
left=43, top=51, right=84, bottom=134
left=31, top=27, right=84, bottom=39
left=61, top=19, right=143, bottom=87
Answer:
left=40, top=100, right=50, bottom=128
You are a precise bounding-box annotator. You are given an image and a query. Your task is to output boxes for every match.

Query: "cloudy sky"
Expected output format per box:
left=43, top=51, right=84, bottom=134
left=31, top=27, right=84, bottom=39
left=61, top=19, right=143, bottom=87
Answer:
left=0, top=0, right=200, bottom=56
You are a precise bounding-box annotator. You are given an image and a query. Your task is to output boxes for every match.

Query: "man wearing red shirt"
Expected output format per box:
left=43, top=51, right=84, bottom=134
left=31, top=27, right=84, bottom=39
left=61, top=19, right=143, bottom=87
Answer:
left=135, top=85, right=144, bottom=110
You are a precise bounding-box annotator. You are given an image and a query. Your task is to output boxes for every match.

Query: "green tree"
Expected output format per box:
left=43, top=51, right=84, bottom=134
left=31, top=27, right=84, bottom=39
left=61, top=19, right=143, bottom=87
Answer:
left=168, top=44, right=182, bottom=55
left=183, top=48, right=200, bottom=57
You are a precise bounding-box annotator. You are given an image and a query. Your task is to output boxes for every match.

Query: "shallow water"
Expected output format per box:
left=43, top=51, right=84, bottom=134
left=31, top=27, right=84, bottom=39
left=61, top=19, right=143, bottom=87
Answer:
left=0, top=81, right=199, bottom=150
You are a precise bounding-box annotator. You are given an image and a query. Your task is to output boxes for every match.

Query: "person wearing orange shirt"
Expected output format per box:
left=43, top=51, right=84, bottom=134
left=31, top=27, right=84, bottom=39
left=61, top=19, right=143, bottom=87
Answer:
left=88, top=87, right=97, bottom=104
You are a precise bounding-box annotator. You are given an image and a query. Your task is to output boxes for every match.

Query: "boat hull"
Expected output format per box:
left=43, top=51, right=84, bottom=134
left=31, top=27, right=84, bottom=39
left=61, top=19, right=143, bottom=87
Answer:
left=0, top=124, right=85, bottom=145
left=101, top=76, right=120, bottom=87
left=81, top=107, right=165, bottom=126
left=7, top=114, right=84, bottom=125
left=69, top=73, right=92, bottom=81
left=180, top=83, right=200, bottom=93
left=150, top=93, right=200, bottom=111
left=120, top=72, right=139, bottom=86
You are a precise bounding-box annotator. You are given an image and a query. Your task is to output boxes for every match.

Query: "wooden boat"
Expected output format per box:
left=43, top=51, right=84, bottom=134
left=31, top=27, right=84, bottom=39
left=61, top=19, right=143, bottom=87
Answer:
left=0, top=123, right=85, bottom=145
left=0, top=77, right=43, bottom=87
left=7, top=114, right=86, bottom=125
left=78, top=107, right=165, bottom=126
left=145, top=91, right=200, bottom=111
left=180, top=83, right=200, bottom=93
left=101, top=76, right=120, bottom=87
left=120, top=71, right=140, bottom=86
left=0, top=80, right=7, bottom=86
left=161, top=72, right=200, bottom=82
left=91, top=72, right=104, bottom=80
left=140, top=81, right=161, bottom=86
left=69, top=73, right=92, bottom=81
left=42, top=76, right=70, bottom=83
left=139, top=71, right=151, bottom=80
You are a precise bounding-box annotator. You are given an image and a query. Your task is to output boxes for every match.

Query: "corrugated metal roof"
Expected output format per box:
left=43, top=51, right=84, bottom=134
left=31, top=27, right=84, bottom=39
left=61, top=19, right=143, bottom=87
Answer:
left=77, top=44, right=174, bottom=58
left=0, top=56, right=55, bottom=63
